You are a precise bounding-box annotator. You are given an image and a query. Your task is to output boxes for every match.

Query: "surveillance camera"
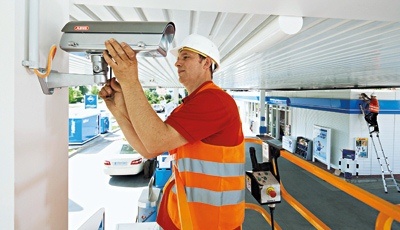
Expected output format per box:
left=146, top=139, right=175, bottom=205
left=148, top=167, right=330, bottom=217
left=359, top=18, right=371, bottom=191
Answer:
left=60, top=21, right=175, bottom=57
left=59, top=21, right=175, bottom=84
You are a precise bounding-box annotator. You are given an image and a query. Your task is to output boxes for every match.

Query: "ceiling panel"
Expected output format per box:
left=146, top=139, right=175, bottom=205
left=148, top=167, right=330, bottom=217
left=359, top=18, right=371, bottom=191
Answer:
left=169, top=10, right=192, bottom=43
left=69, top=4, right=93, bottom=21
left=218, top=14, right=270, bottom=58
left=195, top=11, right=218, bottom=36
left=113, top=6, right=141, bottom=21
left=141, top=8, right=166, bottom=21
left=84, top=5, right=116, bottom=21
left=68, top=0, right=400, bottom=91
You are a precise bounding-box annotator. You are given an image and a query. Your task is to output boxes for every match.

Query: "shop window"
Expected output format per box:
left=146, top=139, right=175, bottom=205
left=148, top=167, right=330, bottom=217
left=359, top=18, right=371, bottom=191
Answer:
left=267, top=105, right=291, bottom=140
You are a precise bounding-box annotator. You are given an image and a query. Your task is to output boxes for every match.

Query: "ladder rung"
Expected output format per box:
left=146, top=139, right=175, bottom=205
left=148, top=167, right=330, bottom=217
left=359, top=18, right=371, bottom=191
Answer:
left=384, top=178, right=396, bottom=180
left=387, top=184, right=399, bottom=187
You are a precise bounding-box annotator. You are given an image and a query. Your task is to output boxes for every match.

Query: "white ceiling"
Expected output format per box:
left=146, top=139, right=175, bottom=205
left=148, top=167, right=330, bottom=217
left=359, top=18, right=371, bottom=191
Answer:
left=69, top=0, right=400, bottom=90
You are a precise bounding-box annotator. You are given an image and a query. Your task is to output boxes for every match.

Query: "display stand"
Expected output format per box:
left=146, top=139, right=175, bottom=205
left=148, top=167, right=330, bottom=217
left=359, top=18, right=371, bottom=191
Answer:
left=282, top=136, right=296, bottom=153
left=294, top=136, right=313, bottom=161
left=312, top=125, right=331, bottom=169
left=338, top=149, right=358, bottom=180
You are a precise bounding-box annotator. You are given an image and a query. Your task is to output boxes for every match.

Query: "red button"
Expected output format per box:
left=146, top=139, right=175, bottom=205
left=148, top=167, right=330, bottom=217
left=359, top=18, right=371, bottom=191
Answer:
left=267, top=187, right=277, bottom=198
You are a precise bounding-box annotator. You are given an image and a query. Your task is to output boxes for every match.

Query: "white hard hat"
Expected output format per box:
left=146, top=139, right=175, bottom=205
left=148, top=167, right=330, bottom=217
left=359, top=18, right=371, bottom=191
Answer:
left=371, top=93, right=377, bottom=97
left=170, top=34, right=221, bottom=72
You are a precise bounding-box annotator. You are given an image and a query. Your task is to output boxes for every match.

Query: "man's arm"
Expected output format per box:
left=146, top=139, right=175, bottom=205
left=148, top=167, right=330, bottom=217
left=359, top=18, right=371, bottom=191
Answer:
left=121, top=81, right=187, bottom=158
left=112, top=110, right=156, bottom=158
left=361, top=93, right=371, bottom=102
left=103, top=39, right=188, bottom=158
left=99, top=78, right=154, bottom=157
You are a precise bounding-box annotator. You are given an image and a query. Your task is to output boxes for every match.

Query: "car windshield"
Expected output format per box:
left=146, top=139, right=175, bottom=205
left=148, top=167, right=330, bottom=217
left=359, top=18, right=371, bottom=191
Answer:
left=120, top=144, right=138, bottom=154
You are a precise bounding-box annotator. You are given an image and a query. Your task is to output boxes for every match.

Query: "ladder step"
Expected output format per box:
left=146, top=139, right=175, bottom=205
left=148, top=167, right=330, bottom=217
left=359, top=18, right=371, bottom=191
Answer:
left=383, top=176, right=395, bottom=178
left=387, top=184, right=399, bottom=187
left=384, top=178, right=397, bottom=181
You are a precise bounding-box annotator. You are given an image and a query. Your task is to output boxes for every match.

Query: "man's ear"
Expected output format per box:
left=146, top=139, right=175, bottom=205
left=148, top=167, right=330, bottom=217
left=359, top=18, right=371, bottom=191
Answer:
left=204, top=57, right=213, bottom=70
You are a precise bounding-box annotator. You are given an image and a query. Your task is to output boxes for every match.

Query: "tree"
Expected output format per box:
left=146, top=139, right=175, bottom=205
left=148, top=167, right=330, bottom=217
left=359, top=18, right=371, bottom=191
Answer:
left=74, top=90, right=84, bottom=103
left=79, top=86, right=89, bottom=95
left=91, top=85, right=100, bottom=95
left=69, top=87, right=77, bottom=103
left=165, top=94, right=172, bottom=103
left=144, top=88, right=160, bottom=104
left=68, top=87, right=84, bottom=103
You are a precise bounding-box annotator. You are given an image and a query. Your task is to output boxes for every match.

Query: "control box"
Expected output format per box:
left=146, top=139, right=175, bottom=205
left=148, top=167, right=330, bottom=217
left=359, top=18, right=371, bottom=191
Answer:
left=245, top=137, right=282, bottom=205
left=246, top=171, right=281, bottom=204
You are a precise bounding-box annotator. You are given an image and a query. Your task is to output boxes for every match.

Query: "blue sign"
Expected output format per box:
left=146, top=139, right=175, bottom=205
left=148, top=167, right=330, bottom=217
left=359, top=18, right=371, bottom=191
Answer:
left=266, top=97, right=290, bottom=106
left=85, top=95, right=98, bottom=109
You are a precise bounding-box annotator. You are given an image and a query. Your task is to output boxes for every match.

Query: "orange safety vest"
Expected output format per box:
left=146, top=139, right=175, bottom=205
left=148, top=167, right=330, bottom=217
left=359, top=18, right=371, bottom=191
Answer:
left=369, top=98, right=379, bottom=113
left=157, top=140, right=245, bottom=230
left=156, top=82, right=245, bottom=230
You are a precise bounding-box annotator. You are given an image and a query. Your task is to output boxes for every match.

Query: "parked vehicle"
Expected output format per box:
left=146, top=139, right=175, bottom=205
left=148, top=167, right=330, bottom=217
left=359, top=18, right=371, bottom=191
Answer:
left=103, top=142, right=145, bottom=176
left=151, top=104, right=165, bottom=113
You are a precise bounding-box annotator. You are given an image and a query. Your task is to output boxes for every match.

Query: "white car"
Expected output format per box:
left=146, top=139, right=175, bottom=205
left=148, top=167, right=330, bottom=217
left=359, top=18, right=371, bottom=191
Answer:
left=151, top=104, right=165, bottom=113
left=103, top=142, right=144, bottom=176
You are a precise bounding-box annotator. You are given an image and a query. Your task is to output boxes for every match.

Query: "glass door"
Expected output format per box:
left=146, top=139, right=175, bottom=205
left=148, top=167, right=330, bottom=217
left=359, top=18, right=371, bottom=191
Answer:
left=267, top=105, right=291, bottom=140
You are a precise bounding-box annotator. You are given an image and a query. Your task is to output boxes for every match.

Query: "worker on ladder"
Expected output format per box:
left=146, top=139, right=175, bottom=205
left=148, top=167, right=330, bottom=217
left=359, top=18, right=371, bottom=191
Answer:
left=359, top=93, right=399, bottom=193
left=360, top=92, right=380, bottom=134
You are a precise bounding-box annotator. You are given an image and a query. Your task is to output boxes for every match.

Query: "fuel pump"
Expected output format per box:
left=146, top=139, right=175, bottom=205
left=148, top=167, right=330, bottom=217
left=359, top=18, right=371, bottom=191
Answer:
left=245, top=137, right=282, bottom=230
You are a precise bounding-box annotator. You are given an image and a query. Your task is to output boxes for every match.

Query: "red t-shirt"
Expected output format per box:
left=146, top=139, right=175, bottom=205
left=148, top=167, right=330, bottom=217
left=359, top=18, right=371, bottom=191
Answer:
left=165, top=81, right=243, bottom=146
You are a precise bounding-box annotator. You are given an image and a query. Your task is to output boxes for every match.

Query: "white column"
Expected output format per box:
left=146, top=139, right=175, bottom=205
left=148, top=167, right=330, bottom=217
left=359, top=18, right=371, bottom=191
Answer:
left=173, top=88, right=180, bottom=104
left=1, top=0, right=70, bottom=229
left=0, top=2, right=16, bottom=229
left=259, top=90, right=267, bottom=135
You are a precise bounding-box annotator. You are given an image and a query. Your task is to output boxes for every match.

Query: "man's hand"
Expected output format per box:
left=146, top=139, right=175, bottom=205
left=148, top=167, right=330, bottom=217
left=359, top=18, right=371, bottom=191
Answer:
left=103, top=39, right=139, bottom=85
left=99, top=78, right=129, bottom=118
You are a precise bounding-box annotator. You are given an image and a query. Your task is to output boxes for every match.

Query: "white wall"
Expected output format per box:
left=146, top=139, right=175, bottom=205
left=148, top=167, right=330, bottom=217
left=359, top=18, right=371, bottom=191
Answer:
left=0, top=0, right=69, bottom=229
left=291, top=108, right=350, bottom=169
left=0, top=2, right=16, bottom=229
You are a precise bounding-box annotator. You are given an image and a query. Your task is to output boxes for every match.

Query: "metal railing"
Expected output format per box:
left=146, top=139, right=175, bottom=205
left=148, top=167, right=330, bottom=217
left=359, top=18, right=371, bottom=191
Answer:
left=281, top=150, right=400, bottom=230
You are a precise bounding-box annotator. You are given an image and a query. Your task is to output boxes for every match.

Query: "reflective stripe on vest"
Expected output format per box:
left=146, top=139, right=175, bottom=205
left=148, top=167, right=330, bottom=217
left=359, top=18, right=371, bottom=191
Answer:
left=177, top=158, right=245, bottom=177
left=171, top=186, right=245, bottom=206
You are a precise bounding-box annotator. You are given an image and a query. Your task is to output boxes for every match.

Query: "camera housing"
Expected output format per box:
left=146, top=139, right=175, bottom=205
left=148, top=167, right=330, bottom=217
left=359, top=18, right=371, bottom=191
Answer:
left=60, top=21, right=175, bottom=84
left=60, top=21, right=175, bottom=57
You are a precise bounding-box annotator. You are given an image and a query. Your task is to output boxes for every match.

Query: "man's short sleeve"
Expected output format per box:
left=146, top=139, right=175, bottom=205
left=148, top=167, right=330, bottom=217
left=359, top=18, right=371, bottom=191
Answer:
left=165, top=89, right=242, bottom=146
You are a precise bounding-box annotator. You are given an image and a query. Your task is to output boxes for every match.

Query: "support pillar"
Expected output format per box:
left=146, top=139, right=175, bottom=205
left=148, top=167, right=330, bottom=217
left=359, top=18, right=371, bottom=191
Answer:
left=173, top=88, right=179, bottom=104
left=259, top=90, right=267, bottom=135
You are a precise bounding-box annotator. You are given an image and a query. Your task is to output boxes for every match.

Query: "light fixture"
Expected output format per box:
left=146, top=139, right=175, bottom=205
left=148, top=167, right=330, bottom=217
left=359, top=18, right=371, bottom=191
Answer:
left=279, top=16, right=303, bottom=35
